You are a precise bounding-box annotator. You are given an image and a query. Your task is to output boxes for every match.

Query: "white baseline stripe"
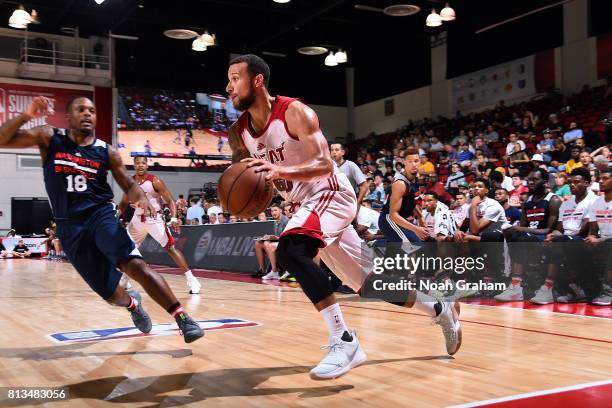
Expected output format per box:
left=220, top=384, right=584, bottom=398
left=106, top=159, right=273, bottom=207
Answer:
left=447, top=378, right=612, bottom=408
left=465, top=302, right=612, bottom=320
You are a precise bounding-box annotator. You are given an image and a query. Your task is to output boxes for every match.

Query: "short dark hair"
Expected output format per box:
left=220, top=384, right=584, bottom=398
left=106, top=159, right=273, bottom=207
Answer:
left=424, top=191, right=439, bottom=201
left=65, top=96, right=92, bottom=113
left=404, top=147, right=419, bottom=156
left=531, top=167, right=549, bottom=182
left=133, top=155, right=146, bottom=161
left=229, top=54, right=270, bottom=88
left=496, top=188, right=509, bottom=195
left=569, top=167, right=591, bottom=182
left=474, top=177, right=490, bottom=189
left=602, top=167, right=612, bottom=176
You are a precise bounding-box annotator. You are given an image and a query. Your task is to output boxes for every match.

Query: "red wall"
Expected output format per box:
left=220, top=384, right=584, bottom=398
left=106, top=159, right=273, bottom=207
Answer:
left=597, top=32, right=612, bottom=80
left=94, top=86, right=113, bottom=144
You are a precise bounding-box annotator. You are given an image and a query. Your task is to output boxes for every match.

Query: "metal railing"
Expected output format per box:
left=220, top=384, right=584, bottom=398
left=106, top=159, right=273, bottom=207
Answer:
left=20, top=41, right=110, bottom=70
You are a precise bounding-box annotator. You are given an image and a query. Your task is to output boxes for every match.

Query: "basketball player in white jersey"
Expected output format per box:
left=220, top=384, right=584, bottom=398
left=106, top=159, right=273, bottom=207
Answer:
left=226, top=54, right=461, bottom=380
left=118, top=156, right=201, bottom=294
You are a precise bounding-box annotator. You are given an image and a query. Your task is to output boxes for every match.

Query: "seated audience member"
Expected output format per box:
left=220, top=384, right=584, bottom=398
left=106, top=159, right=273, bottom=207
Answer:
left=229, top=215, right=239, bottom=223
left=474, top=153, right=495, bottom=179
left=423, top=174, right=452, bottom=205
left=537, top=131, right=555, bottom=161
left=186, top=197, right=204, bottom=224
left=257, top=212, right=268, bottom=222
left=253, top=204, right=289, bottom=280
left=553, top=172, right=572, bottom=201
left=495, top=188, right=522, bottom=226
left=418, top=154, right=435, bottom=176
left=356, top=199, right=384, bottom=242
left=452, top=192, right=470, bottom=228
left=549, top=139, right=571, bottom=170
left=446, top=163, right=465, bottom=194
left=12, top=240, right=31, bottom=258
left=207, top=212, right=218, bottom=225
left=506, top=133, right=526, bottom=156
left=217, top=213, right=227, bottom=224
left=422, top=192, right=457, bottom=242
left=565, top=147, right=583, bottom=174
left=508, top=176, right=529, bottom=207
left=563, top=122, right=584, bottom=144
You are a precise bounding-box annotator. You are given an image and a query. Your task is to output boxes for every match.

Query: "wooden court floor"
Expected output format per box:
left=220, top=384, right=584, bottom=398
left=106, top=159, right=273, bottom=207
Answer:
left=0, top=259, right=611, bottom=407
left=117, top=130, right=232, bottom=167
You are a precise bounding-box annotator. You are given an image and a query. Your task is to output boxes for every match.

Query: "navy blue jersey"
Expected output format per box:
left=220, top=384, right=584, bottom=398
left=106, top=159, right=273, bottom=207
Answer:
left=524, top=192, right=556, bottom=230
left=381, top=173, right=417, bottom=218
left=43, top=128, right=114, bottom=221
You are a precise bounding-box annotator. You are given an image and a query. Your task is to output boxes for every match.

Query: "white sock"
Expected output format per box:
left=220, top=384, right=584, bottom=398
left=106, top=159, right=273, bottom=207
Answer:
left=320, top=303, right=349, bottom=339
left=412, top=291, right=441, bottom=317
left=184, top=270, right=194, bottom=279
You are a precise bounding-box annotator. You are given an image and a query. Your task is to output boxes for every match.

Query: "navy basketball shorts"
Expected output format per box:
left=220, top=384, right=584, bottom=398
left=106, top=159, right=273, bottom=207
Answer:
left=56, top=204, right=142, bottom=300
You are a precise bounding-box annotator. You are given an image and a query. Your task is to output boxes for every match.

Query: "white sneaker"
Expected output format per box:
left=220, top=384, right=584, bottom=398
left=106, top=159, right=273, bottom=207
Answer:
left=119, top=273, right=133, bottom=290
left=279, top=271, right=292, bottom=280
left=591, top=284, right=612, bottom=306
left=431, top=301, right=462, bottom=355
left=187, top=276, right=201, bottom=294
left=557, top=283, right=586, bottom=303
left=262, top=271, right=280, bottom=280
left=530, top=285, right=554, bottom=304
left=494, top=283, right=524, bottom=302
left=309, top=330, right=367, bottom=380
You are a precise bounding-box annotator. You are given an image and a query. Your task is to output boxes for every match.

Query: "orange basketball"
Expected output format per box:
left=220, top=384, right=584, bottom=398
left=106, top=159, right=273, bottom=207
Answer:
left=217, top=162, right=273, bottom=218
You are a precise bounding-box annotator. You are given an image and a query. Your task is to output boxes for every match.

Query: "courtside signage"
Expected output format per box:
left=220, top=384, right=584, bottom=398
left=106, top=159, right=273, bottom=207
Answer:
left=47, top=318, right=261, bottom=343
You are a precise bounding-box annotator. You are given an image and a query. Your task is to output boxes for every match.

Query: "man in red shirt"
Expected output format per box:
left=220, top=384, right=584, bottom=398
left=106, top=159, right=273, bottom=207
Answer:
left=423, top=174, right=453, bottom=205
left=508, top=175, right=528, bottom=207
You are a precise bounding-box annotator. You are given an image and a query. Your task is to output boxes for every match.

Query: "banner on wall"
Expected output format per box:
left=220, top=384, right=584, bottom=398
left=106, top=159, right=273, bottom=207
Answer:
left=451, top=55, right=536, bottom=113
left=0, top=79, right=93, bottom=153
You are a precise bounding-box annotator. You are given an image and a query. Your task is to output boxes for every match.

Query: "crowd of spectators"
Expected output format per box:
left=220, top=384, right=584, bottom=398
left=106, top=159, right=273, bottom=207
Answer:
left=118, top=88, right=232, bottom=132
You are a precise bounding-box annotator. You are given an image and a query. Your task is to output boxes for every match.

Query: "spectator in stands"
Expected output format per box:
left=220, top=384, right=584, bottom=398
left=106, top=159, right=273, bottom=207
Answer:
left=484, top=125, right=499, bottom=144
left=356, top=199, right=384, bottom=242
left=590, top=145, right=611, bottom=161
left=446, top=163, right=465, bottom=195
left=422, top=192, right=457, bottom=242
left=593, top=155, right=610, bottom=172
left=537, top=131, right=555, bottom=162
left=0, top=241, right=7, bottom=258
left=229, top=215, right=238, bottom=223
left=473, top=137, right=492, bottom=157
left=443, top=143, right=458, bottom=164
left=579, top=151, right=594, bottom=170
left=506, top=133, right=526, bottom=156
left=418, top=154, right=435, bottom=176
left=495, top=188, right=522, bottom=226
left=217, top=213, right=227, bottom=224
left=208, top=212, right=218, bottom=225
left=422, top=173, right=452, bottom=205
left=553, top=172, right=571, bottom=201
left=474, top=153, right=495, bottom=179
left=186, top=198, right=204, bottom=224
left=176, top=194, right=188, bottom=214
left=12, top=240, right=31, bottom=258
left=253, top=204, right=288, bottom=280
left=452, top=191, right=470, bottom=228
left=574, top=138, right=591, bottom=154
left=429, top=136, right=444, bottom=152
left=565, top=147, right=583, bottom=174
left=257, top=212, right=267, bottom=221
left=457, top=142, right=475, bottom=164
left=550, top=139, right=571, bottom=171
left=508, top=176, right=528, bottom=207
left=563, top=122, right=584, bottom=144
left=330, top=143, right=368, bottom=209
left=207, top=199, right=223, bottom=217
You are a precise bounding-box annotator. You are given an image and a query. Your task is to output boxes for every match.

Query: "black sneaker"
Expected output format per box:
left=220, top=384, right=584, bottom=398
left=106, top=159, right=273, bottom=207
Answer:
left=251, top=268, right=263, bottom=278
left=175, top=311, right=204, bottom=343
left=127, top=290, right=152, bottom=333
left=335, top=285, right=355, bottom=294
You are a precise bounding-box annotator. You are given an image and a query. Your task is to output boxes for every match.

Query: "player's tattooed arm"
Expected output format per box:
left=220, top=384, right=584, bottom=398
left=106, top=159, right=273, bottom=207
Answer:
left=228, top=124, right=250, bottom=163
left=108, top=145, right=156, bottom=218
left=0, top=96, right=53, bottom=160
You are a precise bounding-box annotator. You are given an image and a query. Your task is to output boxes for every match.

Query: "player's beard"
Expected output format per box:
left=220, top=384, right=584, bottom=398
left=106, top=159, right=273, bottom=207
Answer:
left=234, top=88, right=256, bottom=111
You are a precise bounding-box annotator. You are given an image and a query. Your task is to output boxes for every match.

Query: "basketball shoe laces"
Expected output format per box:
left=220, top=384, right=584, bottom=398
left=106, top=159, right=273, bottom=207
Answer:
left=431, top=312, right=456, bottom=343
left=320, top=339, right=346, bottom=367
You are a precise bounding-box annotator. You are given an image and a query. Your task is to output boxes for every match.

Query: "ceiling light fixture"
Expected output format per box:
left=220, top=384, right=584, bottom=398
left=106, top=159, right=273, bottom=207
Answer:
left=8, top=6, right=32, bottom=29
left=440, top=3, right=456, bottom=21
left=273, top=0, right=291, bottom=3
left=334, top=49, right=347, bottom=64
left=192, top=36, right=207, bottom=51
left=95, top=0, right=106, bottom=4
left=324, top=52, right=337, bottom=67
left=200, top=30, right=216, bottom=47
left=425, top=9, right=442, bottom=27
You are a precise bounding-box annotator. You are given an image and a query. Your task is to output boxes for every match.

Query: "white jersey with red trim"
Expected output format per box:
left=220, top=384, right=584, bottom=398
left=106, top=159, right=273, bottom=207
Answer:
left=236, top=96, right=351, bottom=203
left=134, top=173, right=162, bottom=216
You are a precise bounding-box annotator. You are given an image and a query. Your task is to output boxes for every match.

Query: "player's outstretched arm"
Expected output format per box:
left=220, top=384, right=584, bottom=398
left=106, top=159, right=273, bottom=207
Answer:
left=228, top=124, right=250, bottom=163
left=153, top=177, right=181, bottom=233
left=108, top=145, right=156, bottom=218
left=0, top=96, right=53, bottom=159
left=244, top=102, right=333, bottom=183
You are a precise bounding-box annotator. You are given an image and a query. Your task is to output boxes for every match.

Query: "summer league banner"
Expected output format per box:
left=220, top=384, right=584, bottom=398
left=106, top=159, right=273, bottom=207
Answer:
left=451, top=55, right=535, bottom=113
left=139, top=221, right=275, bottom=273
left=360, top=241, right=612, bottom=304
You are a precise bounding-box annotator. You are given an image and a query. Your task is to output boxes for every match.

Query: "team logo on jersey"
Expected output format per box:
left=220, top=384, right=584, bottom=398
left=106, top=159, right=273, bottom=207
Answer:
left=47, top=318, right=260, bottom=343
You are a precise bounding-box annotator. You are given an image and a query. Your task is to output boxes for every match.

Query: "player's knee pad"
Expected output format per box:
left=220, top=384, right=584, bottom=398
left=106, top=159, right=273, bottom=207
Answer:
left=277, top=235, right=332, bottom=304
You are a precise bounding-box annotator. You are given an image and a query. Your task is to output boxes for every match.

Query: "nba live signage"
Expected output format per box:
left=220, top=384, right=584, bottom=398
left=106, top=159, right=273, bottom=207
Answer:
left=139, top=221, right=275, bottom=272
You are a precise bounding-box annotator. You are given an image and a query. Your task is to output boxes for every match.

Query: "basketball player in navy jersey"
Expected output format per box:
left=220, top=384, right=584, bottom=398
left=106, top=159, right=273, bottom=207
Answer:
left=497, top=168, right=561, bottom=301
left=0, top=96, right=203, bottom=343
left=226, top=54, right=461, bottom=380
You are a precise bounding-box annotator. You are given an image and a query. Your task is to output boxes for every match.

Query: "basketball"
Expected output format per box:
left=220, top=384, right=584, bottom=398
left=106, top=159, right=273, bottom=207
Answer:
left=217, top=162, right=273, bottom=218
